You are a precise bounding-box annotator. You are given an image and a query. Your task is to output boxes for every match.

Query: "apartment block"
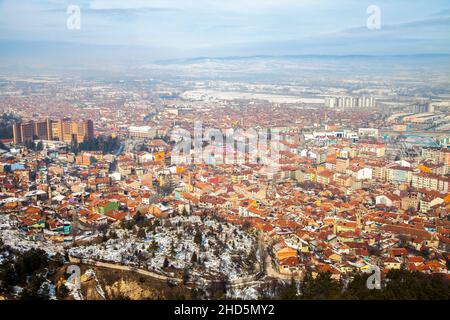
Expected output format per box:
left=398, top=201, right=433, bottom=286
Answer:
left=13, top=118, right=94, bottom=144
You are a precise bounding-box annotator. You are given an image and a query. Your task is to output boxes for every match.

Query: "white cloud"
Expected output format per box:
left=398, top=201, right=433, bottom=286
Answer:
left=0, top=0, right=449, bottom=57
left=89, top=0, right=317, bottom=12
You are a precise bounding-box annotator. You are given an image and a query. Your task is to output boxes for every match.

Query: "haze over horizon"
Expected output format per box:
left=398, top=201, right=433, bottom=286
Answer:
left=1, top=0, right=450, bottom=69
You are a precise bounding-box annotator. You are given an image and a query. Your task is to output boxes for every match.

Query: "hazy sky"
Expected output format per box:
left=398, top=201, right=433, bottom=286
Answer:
left=1, top=0, right=450, bottom=60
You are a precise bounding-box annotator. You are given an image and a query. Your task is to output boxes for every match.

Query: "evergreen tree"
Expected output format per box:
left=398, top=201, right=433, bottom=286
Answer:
left=191, top=252, right=198, bottom=264
left=163, top=257, right=170, bottom=268
left=149, top=239, right=159, bottom=254
left=56, top=284, right=70, bottom=300
left=299, top=272, right=343, bottom=300
left=170, top=241, right=176, bottom=257
left=194, top=230, right=202, bottom=245
left=36, top=141, right=44, bottom=151
left=279, top=278, right=298, bottom=300
left=137, top=227, right=147, bottom=239
left=182, top=268, right=190, bottom=285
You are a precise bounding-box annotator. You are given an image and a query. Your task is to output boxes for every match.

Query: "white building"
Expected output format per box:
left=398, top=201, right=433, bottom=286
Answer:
left=129, top=126, right=157, bottom=139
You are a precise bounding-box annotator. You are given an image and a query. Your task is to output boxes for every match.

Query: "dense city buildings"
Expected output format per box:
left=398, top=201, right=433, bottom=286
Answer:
left=0, top=31, right=450, bottom=300
left=0, top=2, right=449, bottom=303
left=0, top=65, right=449, bottom=301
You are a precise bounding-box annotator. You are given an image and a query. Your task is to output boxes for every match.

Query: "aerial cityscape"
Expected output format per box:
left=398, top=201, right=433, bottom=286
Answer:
left=0, top=0, right=449, bottom=304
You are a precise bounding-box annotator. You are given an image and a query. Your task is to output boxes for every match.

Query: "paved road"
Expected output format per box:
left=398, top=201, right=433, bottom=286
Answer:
left=258, top=232, right=299, bottom=280
left=69, top=255, right=263, bottom=288
left=68, top=231, right=297, bottom=288
left=69, top=256, right=177, bottom=281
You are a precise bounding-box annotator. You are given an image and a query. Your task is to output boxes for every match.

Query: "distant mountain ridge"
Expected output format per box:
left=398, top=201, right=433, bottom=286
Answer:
left=154, top=53, right=450, bottom=65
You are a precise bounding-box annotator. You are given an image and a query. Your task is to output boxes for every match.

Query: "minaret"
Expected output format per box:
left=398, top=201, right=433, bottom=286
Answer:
left=299, top=130, right=306, bottom=149
left=356, top=209, right=362, bottom=229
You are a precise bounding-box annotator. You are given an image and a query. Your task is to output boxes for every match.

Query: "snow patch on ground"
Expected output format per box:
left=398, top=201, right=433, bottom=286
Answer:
left=40, top=281, right=56, bottom=300
left=84, top=268, right=106, bottom=299
left=227, top=286, right=259, bottom=300
left=69, top=216, right=258, bottom=280
left=0, top=215, right=65, bottom=256
left=65, top=280, right=83, bottom=300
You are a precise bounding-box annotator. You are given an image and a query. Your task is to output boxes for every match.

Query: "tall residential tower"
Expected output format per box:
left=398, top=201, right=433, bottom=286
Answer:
left=13, top=118, right=94, bottom=144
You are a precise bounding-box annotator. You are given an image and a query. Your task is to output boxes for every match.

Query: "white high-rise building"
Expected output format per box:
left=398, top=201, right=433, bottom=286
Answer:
left=326, top=96, right=376, bottom=109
